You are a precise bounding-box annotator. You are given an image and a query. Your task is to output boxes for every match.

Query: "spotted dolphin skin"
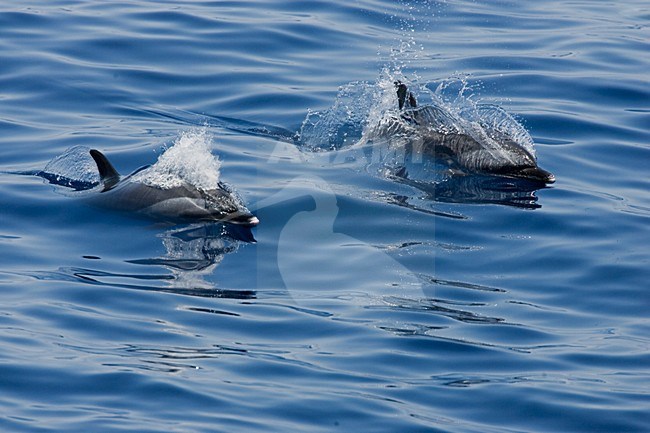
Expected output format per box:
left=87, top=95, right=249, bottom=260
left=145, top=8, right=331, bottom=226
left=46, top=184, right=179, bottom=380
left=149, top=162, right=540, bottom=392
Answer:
left=87, top=149, right=259, bottom=226
left=391, top=82, right=555, bottom=184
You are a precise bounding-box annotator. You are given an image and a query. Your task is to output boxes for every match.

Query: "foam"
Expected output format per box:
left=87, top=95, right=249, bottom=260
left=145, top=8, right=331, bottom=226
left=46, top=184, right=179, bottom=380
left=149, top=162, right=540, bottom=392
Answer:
left=134, top=128, right=222, bottom=191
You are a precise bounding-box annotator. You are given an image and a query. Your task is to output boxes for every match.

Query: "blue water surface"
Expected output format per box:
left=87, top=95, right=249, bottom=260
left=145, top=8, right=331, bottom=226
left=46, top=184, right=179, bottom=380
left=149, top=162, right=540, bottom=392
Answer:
left=1, top=1, right=649, bottom=432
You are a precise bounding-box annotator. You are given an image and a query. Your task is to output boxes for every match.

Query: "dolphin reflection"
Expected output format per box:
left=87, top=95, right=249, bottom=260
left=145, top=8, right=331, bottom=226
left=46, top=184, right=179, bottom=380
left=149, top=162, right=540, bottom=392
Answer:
left=124, top=223, right=256, bottom=299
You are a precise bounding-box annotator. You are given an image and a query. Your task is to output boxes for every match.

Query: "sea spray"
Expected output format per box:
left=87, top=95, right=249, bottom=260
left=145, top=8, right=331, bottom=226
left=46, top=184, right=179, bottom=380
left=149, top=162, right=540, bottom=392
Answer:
left=133, top=127, right=222, bottom=191
left=40, top=145, right=101, bottom=191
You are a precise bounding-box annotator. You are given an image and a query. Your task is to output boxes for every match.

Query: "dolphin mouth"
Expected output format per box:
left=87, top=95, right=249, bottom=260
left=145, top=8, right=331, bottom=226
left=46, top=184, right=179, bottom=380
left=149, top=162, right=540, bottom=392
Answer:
left=245, top=215, right=260, bottom=226
left=508, top=166, right=555, bottom=184
left=223, top=212, right=259, bottom=226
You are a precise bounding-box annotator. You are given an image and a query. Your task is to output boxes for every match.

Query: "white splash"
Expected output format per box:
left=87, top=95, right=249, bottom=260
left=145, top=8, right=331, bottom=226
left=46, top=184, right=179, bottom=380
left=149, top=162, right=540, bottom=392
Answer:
left=299, top=80, right=378, bottom=151
left=298, top=71, right=537, bottom=160
left=134, top=128, right=222, bottom=190
left=43, top=145, right=101, bottom=186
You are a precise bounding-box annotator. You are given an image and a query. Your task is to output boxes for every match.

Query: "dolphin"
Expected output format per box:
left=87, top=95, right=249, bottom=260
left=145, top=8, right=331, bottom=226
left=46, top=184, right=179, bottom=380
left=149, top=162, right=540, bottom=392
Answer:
left=377, top=83, right=555, bottom=184
left=86, top=149, right=259, bottom=226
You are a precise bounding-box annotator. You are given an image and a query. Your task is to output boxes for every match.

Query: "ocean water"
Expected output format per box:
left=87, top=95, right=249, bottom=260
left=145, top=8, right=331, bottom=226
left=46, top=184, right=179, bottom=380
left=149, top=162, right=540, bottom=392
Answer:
left=1, top=1, right=649, bottom=432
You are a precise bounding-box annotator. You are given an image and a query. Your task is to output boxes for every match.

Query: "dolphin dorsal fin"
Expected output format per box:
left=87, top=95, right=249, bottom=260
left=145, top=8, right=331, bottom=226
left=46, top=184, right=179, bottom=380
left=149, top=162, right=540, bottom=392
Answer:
left=396, top=82, right=408, bottom=110
left=395, top=81, right=417, bottom=110
left=89, top=149, right=120, bottom=190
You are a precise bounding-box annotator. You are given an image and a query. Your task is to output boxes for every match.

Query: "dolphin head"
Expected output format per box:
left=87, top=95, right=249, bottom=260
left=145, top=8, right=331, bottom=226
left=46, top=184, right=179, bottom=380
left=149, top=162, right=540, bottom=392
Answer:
left=488, top=140, right=556, bottom=184
left=198, top=182, right=259, bottom=226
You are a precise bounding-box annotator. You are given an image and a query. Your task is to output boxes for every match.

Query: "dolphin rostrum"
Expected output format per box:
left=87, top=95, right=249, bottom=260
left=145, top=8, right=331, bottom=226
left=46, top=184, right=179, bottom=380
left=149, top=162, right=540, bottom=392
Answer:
left=87, top=149, right=259, bottom=226
left=370, top=82, right=555, bottom=184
